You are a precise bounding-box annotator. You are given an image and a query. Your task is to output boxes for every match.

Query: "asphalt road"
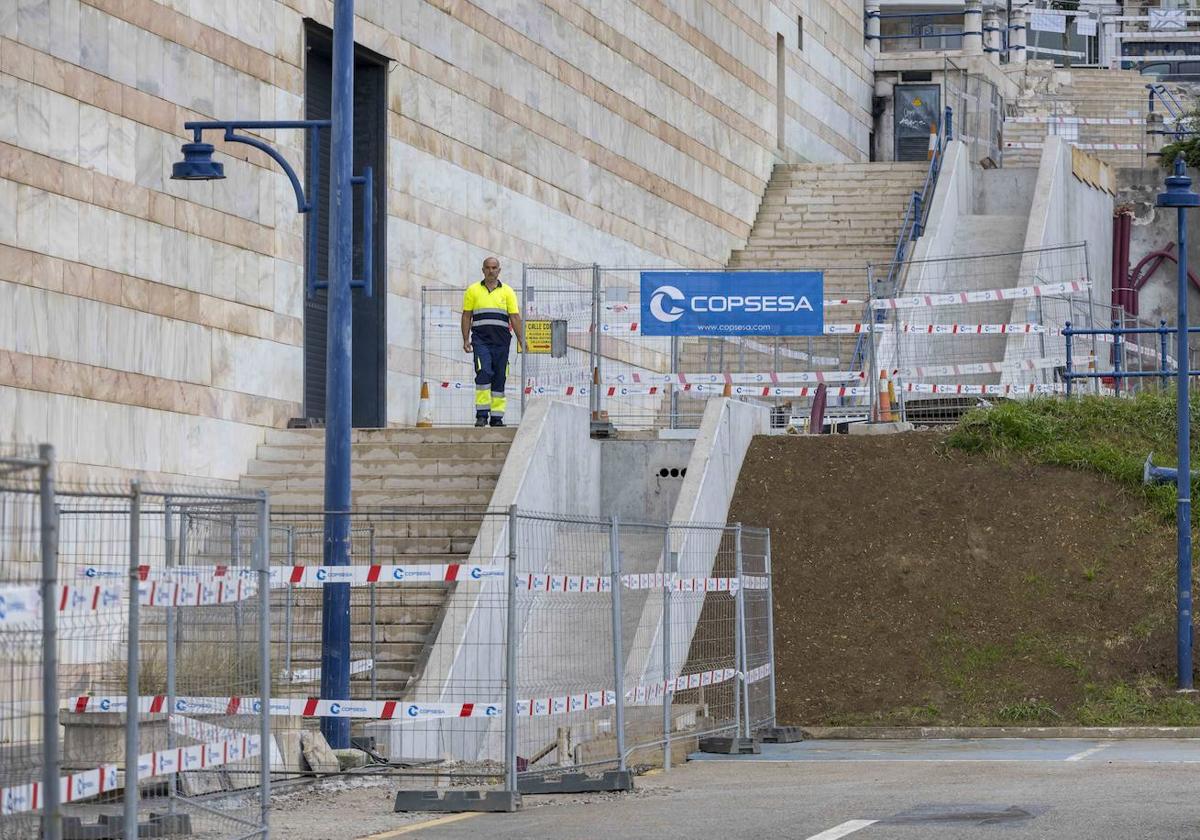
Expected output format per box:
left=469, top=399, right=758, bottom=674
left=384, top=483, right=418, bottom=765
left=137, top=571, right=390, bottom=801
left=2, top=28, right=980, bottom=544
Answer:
left=378, top=739, right=1200, bottom=840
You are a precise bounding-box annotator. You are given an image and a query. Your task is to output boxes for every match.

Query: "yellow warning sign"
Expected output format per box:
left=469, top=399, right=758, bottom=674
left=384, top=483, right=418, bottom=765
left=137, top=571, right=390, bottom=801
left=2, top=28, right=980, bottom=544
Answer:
left=526, top=320, right=553, bottom=354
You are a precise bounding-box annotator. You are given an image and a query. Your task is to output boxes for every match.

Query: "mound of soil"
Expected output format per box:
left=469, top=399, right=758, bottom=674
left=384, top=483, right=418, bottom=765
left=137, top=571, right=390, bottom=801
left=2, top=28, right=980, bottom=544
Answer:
left=729, top=431, right=1180, bottom=726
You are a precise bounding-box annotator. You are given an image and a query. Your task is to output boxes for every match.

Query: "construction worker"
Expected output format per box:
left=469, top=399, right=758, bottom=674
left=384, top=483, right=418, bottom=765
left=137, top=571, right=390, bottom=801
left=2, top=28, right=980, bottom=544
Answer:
left=462, top=257, right=525, bottom=427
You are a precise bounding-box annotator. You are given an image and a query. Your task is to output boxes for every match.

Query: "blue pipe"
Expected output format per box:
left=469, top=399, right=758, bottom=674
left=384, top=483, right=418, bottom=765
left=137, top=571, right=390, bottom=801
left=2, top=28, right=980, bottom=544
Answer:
left=1177, top=196, right=1193, bottom=690
left=321, top=0, right=355, bottom=748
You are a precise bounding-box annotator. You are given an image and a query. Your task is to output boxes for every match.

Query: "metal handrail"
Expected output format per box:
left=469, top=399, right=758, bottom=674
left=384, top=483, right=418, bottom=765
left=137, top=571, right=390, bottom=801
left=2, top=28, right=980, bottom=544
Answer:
left=850, top=105, right=953, bottom=369
left=1148, top=83, right=1188, bottom=141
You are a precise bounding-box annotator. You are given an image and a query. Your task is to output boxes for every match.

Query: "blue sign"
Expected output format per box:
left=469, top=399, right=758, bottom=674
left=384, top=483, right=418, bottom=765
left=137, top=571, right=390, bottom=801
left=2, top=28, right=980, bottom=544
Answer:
left=640, top=271, right=824, bottom=336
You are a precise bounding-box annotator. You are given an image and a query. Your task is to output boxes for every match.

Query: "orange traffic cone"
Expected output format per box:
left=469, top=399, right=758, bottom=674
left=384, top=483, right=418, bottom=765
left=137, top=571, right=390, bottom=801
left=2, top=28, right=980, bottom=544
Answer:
left=416, top=381, right=434, bottom=428
left=877, top=370, right=893, bottom=422
left=722, top=380, right=732, bottom=398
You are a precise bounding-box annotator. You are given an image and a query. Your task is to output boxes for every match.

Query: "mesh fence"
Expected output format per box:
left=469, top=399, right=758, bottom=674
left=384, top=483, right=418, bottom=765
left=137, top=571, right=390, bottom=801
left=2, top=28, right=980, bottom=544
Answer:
left=0, top=446, right=48, bottom=840
left=944, top=57, right=1004, bottom=165
left=872, top=243, right=1099, bottom=424
left=4, top=446, right=776, bottom=819
left=0, top=451, right=269, bottom=840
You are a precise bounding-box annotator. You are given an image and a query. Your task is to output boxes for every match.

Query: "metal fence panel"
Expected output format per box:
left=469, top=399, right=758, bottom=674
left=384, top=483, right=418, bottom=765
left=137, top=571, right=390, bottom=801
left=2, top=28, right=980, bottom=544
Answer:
left=0, top=446, right=55, bottom=840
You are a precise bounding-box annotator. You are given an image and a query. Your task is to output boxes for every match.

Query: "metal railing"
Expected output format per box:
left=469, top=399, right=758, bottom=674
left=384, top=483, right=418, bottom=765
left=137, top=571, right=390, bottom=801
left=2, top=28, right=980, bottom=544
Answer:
left=1063, top=321, right=1199, bottom=395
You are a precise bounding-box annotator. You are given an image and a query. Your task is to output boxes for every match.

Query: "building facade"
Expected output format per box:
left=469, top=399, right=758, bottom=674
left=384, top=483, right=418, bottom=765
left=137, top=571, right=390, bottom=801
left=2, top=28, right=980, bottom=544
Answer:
left=0, top=0, right=872, bottom=482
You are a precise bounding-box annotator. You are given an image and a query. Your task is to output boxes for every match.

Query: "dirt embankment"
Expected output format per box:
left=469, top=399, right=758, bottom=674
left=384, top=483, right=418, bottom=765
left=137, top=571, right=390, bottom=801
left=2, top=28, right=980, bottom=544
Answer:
left=729, top=432, right=1181, bottom=726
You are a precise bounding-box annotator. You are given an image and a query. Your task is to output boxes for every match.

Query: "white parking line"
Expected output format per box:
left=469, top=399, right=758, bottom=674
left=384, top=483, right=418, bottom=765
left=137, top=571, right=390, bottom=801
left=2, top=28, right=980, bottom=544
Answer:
left=1065, top=743, right=1113, bottom=762
left=804, top=819, right=878, bottom=840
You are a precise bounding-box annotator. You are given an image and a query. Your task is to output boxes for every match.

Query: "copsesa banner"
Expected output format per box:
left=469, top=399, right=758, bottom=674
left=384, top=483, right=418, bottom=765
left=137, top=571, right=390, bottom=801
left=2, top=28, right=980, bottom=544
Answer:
left=640, top=271, right=824, bottom=336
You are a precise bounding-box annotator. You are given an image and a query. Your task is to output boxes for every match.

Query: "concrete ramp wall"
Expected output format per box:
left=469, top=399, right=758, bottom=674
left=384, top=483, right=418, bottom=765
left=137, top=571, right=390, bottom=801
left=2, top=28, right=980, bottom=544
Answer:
left=1002, top=136, right=1114, bottom=385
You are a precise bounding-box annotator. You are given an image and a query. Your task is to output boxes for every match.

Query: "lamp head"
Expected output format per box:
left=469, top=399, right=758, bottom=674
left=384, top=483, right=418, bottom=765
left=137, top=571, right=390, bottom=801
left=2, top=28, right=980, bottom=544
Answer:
left=1157, top=154, right=1199, bottom=208
left=171, top=142, right=225, bottom=181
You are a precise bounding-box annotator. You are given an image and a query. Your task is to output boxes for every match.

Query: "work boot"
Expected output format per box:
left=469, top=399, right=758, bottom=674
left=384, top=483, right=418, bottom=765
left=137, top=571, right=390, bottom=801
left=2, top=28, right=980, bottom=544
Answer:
left=474, top=416, right=488, bottom=427
left=489, top=418, right=506, bottom=428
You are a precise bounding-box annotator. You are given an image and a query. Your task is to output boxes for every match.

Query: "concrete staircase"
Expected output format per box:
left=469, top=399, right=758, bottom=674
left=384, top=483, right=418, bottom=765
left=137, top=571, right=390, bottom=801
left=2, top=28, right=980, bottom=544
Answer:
left=681, top=162, right=927, bottom=376
left=1004, top=64, right=1162, bottom=169
left=239, top=427, right=515, bottom=700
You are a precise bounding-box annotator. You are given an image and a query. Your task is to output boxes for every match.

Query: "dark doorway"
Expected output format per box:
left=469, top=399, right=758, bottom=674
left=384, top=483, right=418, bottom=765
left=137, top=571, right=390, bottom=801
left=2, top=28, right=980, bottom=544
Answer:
left=303, top=23, right=388, bottom=427
left=893, top=84, right=941, bottom=162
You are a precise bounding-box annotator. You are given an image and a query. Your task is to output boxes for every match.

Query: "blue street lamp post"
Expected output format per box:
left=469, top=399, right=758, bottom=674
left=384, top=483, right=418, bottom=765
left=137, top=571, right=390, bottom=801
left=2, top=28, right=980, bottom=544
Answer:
left=173, top=0, right=360, bottom=746
left=1157, top=155, right=1200, bottom=691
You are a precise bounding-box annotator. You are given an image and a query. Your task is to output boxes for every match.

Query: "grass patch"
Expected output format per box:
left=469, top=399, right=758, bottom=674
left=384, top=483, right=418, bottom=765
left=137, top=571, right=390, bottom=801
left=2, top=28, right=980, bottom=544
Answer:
left=995, top=697, right=1061, bottom=724
left=944, top=394, right=1190, bottom=523
left=1077, top=677, right=1200, bottom=726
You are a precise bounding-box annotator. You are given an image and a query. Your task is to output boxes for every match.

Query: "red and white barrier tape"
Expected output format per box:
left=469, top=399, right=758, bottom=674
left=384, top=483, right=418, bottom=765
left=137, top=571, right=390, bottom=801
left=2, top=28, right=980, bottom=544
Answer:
left=76, top=564, right=506, bottom=593
left=1005, top=141, right=1141, bottom=151
left=272, top=564, right=504, bottom=587
left=613, top=370, right=865, bottom=386
left=899, top=382, right=1066, bottom=395
left=1008, top=115, right=1144, bottom=126
left=139, top=578, right=257, bottom=607
left=515, top=574, right=612, bottom=592
left=626, top=668, right=739, bottom=706
left=67, top=695, right=500, bottom=720
left=0, top=765, right=119, bottom=816
left=620, top=574, right=770, bottom=592
left=745, top=663, right=773, bottom=684
left=0, top=734, right=260, bottom=816
left=593, top=322, right=1049, bottom=336
left=516, top=691, right=617, bottom=717
left=0, top=579, right=256, bottom=625
left=607, top=355, right=1073, bottom=387
left=870, top=280, right=1090, bottom=310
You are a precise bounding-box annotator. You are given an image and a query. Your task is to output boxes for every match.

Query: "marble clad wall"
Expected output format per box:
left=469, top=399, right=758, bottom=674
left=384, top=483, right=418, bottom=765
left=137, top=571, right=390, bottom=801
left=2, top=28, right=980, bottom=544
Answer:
left=0, top=0, right=872, bottom=483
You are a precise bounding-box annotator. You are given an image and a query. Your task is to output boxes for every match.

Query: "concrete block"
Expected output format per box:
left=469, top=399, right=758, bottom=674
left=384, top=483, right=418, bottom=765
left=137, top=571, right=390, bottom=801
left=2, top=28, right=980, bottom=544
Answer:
left=518, top=770, right=634, bottom=794
left=61, top=812, right=192, bottom=839
left=848, top=421, right=915, bottom=436
left=757, top=725, right=805, bottom=743
left=299, top=730, right=340, bottom=774
left=334, top=748, right=370, bottom=771
left=697, top=736, right=761, bottom=755
left=394, top=789, right=521, bottom=813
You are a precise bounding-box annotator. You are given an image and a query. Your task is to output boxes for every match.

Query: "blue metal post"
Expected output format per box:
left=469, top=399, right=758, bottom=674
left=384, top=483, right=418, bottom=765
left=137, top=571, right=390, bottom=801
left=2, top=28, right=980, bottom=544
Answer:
left=1177, top=199, right=1193, bottom=691
left=321, top=0, right=355, bottom=747
left=1064, top=322, right=1073, bottom=397
left=1158, top=155, right=1199, bottom=691
left=1112, top=320, right=1123, bottom=395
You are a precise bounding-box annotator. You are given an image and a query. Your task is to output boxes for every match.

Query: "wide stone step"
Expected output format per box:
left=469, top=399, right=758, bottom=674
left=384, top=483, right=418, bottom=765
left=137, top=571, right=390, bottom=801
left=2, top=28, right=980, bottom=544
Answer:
left=245, top=457, right=506, bottom=478
left=243, top=474, right=498, bottom=492
left=262, top=428, right=517, bottom=445
left=266, top=489, right=496, bottom=506
left=256, top=442, right=512, bottom=461
left=277, top=604, right=447, bottom=624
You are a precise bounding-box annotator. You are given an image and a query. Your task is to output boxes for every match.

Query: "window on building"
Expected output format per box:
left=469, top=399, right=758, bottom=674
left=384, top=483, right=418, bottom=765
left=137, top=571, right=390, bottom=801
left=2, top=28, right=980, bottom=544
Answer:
left=798, top=16, right=804, bottom=50
left=776, top=33, right=786, bottom=151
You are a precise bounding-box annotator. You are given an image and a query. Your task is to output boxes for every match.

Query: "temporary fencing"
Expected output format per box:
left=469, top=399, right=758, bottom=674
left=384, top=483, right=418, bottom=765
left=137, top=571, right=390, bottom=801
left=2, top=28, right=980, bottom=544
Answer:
left=255, top=508, right=775, bottom=801
left=944, top=57, right=1003, bottom=166
left=868, top=243, right=1108, bottom=424
left=0, top=446, right=269, bottom=840
left=5, top=446, right=775, bottom=817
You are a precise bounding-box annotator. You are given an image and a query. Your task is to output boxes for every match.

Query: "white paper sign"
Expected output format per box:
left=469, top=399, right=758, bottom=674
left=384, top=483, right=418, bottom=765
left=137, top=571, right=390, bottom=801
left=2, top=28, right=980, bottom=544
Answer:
left=1031, top=10, right=1067, bottom=33
left=1076, top=16, right=1097, bottom=36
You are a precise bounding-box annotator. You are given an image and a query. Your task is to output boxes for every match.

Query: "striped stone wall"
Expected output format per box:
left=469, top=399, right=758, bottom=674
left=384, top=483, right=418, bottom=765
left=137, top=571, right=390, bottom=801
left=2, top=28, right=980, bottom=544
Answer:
left=0, top=0, right=872, bottom=483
